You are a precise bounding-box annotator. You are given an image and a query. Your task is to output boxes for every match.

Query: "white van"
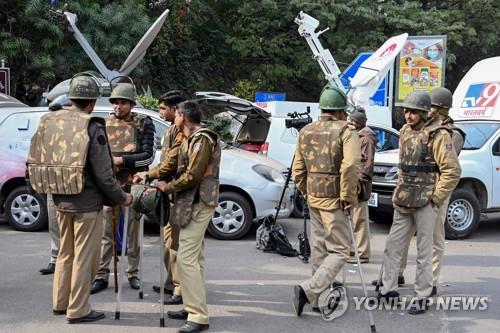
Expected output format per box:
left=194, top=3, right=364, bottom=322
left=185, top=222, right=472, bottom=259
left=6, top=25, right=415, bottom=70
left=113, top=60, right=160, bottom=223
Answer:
left=256, top=100, right=395, bottom=166
left=371, top=57, right=500, bottom=239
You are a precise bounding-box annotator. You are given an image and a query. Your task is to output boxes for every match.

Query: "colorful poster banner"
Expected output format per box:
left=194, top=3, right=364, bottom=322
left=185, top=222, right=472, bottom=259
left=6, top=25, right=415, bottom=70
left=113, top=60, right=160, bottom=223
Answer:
left=395, top=35, right=447, bottom=105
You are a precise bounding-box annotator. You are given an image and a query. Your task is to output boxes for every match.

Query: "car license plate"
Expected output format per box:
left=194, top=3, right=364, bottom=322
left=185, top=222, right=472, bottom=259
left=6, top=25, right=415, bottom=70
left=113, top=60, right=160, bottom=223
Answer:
left=368, top=193, right=378, bottom=207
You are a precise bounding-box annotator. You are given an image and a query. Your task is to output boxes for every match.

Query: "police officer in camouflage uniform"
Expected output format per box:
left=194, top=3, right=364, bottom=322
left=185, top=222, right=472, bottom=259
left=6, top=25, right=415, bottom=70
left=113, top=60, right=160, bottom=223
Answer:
left=397, top=87, right=465, bottom=296
left=27, top=74, right=132, bottom=323
left=378, top=90, right=461, bottom=315
left=154, top=101, right=220, bottom=333
left=39, top=95, right=73, bottom=276
left=347, top=106, right=378, bottom=264
left=291, top=85, right=361, bottom=316
left=133, top=90, right=187, bottom=305
left=91, top=83, right=156, bottom=294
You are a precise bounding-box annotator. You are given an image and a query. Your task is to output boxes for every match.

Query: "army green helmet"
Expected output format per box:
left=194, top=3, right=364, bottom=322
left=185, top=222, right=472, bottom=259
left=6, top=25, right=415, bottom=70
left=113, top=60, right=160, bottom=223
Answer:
left=319, top=85, right=347, bottom=110
left=130, top=184, right=168, bottom=225
left=429, top=87, right=453, bottom=109
left=401, top=90, right=431, bottom=112
left=68, top=74, right=100, bottom=100
left=109, top=83, right=136, bottom=104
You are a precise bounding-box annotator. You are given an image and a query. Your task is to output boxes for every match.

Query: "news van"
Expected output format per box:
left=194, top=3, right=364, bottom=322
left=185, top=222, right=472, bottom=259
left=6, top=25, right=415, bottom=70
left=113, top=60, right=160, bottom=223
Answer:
left=371, top=57, right=500, bottom=239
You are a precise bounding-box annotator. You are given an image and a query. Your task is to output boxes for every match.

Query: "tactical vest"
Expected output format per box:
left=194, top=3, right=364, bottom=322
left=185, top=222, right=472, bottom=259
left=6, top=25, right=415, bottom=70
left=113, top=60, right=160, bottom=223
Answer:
left=160, top=125, right=179, bottom=160
left=27, top=109, right=100, bottom=195
left=442, top=117, right=466, bottom=155
left=105, top=112, right=146, bottom=155
left=392, top=122, right=452, bottom=208
left=299, top=116, right=347, bottom=199
left=173, top=127, right=221, bottom=228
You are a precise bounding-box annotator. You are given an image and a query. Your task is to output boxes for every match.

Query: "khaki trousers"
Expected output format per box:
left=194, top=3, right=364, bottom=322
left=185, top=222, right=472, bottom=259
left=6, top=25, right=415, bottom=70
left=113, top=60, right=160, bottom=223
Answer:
left=178, top=201, right=214, bottom=325
left=95, top=205, right=140, bottom=281
left=47, top=194, right=60, bottom=264
left=381, top=204, right=436, bottom=299
left=53, top=210, right=102, bottom=319
left=164, top=222, right=181, bottom=295
left=301, top=206, right=350, bottom=306
left=399, top=196, right=451, bottom=285
left=351, top=200, right=371, bottom=259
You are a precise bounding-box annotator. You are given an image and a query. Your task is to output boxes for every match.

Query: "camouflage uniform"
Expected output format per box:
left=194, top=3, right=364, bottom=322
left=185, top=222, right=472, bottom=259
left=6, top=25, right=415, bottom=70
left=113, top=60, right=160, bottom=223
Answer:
left=381, top=120, right=461, bottom=299
left=292, top=114, right=360, bottom=306
left=399, top=116, right=465, bottom=285
left=95, top=112, right=155, bottom=282
left=27, top=107, right=127, bottom=319
left=161, top=127, right=221, bottom=325
left=351, top=126, right=378, bottom=261
left=146, top=125, right=186, bottom=296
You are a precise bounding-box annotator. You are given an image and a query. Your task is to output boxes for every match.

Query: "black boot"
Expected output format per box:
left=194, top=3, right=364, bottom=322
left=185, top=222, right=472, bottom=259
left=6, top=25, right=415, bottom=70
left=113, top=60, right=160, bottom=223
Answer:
left=178, top=321, right=209, bottom=333
left=292, top=285, right=309, bottom=317
left=368, top=291, right=400, bottom=306
left=128, top=277, right=140, bottom=290
left=408, top=298, right=429, bottom=315
left=90, top=279, right=108, bottom=294
left=67, top=310, right=105, bottom=324
left=371, top=275, right=405, bottom=287
left=40, top=263, right=55, bottom=275
left=168, top=309, right=189, bottom=320
left=153, top=285, right=173, bottom=295
left=164, top=294, right=183, bottom=305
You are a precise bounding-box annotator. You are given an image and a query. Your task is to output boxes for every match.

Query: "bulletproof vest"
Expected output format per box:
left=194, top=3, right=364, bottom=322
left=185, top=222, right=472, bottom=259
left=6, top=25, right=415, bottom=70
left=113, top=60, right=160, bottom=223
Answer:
left=392, top=122, right=452, bottom=208
left=160, top=125, right=179, bottom=160
left=105, top=112, right=146, bottom=155
left=27, top=108, right=98, bottom=195
left=442, top=117, right=466, bottom=155
left=299, top=115, right=347, bottom=199
left=172, top=127, right=221, bottom=228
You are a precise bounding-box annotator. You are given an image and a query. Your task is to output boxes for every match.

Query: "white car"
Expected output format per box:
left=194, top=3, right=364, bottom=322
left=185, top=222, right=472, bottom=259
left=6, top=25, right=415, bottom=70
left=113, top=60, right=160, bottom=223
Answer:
left=0, top=98, right=294, bottom=240
left=196, top=93, right=400, bottom=216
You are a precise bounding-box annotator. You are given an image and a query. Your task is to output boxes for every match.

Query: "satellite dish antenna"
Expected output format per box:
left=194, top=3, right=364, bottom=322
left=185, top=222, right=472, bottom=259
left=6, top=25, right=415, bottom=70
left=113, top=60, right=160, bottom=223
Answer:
left=61, top=8, right=169, bottom=81
left=348, top=33, right=408, bottom=106
left=120, top=10, right=170, bottom=75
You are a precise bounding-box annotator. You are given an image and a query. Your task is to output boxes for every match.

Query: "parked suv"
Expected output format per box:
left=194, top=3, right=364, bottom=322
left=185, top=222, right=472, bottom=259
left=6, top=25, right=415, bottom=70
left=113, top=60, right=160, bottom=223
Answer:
left=0, top=99, right=293, bottom=240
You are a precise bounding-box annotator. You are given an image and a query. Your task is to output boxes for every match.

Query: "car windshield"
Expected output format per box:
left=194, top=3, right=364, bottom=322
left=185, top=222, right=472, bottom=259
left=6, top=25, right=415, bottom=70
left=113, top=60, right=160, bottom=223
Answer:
left=456, top=122, right=500, bottom=149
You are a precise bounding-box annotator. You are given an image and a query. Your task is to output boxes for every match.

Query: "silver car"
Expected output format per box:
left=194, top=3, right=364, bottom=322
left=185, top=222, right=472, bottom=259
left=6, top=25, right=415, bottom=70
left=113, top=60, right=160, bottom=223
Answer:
left=0, top=97, right=293, bottom=240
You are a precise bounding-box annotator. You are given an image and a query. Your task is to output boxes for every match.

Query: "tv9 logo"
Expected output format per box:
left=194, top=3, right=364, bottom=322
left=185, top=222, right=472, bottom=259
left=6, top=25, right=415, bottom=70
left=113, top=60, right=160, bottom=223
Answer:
left=462, top=82, right=500, bottom=108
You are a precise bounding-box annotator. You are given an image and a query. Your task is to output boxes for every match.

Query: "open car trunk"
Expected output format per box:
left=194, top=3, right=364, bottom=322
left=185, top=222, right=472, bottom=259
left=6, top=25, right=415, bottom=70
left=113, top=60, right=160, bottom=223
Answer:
left=194, top=92, right=271, bottom=153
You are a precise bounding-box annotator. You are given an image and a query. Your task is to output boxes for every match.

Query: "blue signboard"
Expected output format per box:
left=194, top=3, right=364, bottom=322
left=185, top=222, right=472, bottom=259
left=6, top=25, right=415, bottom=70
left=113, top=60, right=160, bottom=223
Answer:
left=255, top=91, right=286, bottom=102
left=340, top=52, right=388, bottom=107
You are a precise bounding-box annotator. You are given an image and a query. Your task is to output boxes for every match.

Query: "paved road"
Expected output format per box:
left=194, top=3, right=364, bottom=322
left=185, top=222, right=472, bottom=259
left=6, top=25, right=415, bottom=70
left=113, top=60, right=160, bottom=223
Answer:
left=0, top=215, right=499, bottom=333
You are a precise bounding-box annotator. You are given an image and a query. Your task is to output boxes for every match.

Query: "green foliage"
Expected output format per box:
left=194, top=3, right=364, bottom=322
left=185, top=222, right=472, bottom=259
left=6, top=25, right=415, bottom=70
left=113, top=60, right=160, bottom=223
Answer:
left=136, top=86, right=160, bottom=110
left=2, top=0, right=500, bottom=106
left=206, top=117, right=234, bottom=142
left=233, top=80, right=259, bottom=100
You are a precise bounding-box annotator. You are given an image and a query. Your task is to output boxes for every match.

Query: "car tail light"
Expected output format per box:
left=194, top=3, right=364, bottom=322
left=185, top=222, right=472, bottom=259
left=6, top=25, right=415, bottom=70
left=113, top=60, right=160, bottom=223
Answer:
left=242, top=144, right=262, bottom=153
left=242, top=142, right=269, bottom=155
left=259, top=142, right=269, bottom=156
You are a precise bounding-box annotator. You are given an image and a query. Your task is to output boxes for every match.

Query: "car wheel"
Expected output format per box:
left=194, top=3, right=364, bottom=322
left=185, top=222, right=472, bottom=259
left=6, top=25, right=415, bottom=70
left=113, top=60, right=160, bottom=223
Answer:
left=5, top=186, right=48, bottom=231
left=208, top=192, right=253, bottom=240
left=444, top=189, right=480, bottom=240
left=291, top=190, right=305, bottom=218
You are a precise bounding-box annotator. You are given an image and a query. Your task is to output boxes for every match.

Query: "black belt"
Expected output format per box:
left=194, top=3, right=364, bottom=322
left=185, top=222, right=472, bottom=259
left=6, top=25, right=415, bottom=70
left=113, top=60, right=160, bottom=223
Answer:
left=399, top=164, right=439, bottom=173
